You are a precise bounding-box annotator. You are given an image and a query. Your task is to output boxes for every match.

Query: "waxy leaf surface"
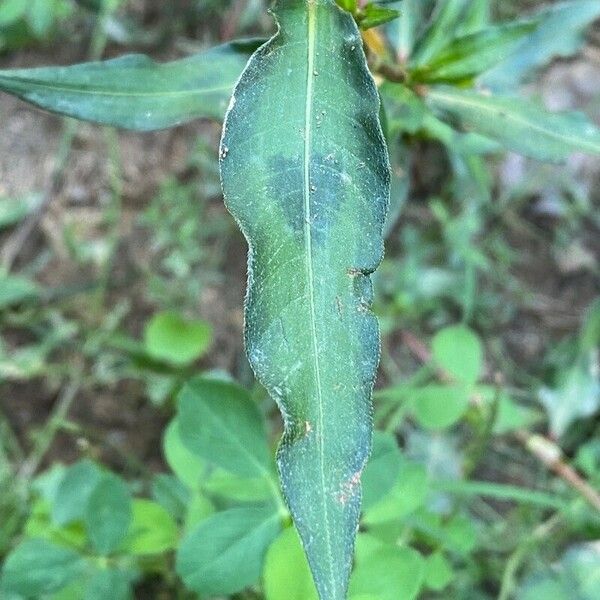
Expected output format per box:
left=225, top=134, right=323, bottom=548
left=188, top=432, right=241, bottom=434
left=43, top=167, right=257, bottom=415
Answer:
left=220, top=1, right=389, bottom=598
left=0, top=40, right=259, bottom=130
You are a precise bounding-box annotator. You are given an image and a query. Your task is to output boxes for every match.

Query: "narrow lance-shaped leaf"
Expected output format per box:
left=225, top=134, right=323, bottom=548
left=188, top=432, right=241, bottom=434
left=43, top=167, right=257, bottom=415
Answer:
left=0, top=40, right=260, bottom=130
left=357, top=4, right=400, bottom=30
left=410, top=0, right=469, bottom=67
left=482, top=0, right=600, bottom=90
left=411, top=21, right=537, bottom=83
left=426, top=86, right=600, bottom=161
left=385, top=0, right=432, bottom=61
left=219, top=1, right=390, bottom=599
left=456, top=0, right=490, bottom=36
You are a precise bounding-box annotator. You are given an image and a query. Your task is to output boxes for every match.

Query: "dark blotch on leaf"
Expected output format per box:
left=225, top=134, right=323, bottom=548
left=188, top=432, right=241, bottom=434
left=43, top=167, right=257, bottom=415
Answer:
left=267, top=153, right=353, bottom=246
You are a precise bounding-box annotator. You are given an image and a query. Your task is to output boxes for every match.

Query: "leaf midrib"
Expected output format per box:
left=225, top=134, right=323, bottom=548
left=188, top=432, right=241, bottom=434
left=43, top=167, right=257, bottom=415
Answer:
left=302, top=1, right=336, bottom=594
left=428, top=88, right=600, bottom=152
left=0, top=77, right=233, bottom=99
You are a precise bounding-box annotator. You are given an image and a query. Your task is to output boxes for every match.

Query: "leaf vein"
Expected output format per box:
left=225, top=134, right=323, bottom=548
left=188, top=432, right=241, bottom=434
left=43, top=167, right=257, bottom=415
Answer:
left=302, top=1, right=336, bottom=594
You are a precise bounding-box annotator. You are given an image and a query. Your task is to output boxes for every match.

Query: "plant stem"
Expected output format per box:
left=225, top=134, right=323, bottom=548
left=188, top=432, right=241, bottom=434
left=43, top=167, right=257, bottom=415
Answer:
left=369, top=55, right=408, bottom=83
left=1, top=1, right=118, bottom=272
left=1, top=119, right=77, bottom=272
left=401, top=330, right=600, bottom=513
left=0, top=408, right=24, bottom=463
left=497, top=513, right=562, bottom=600
left=516, top=431, right=600, bottom=513
left=18, top=373, right=82, bottom=480
left=94, top=126, right=123, bottom=311
left=463, top=379, right=500, bottom=477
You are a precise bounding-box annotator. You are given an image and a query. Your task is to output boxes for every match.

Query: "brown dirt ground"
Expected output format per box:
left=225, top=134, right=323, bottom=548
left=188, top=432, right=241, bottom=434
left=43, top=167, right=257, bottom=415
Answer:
left=0, top=43, right=249, bottom=473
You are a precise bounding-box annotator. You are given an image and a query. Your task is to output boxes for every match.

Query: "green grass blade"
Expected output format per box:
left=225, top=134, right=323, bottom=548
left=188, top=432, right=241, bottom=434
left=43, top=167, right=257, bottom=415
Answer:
left=219, top=1, right=390, bottom=598
left=0, top=40, right=260, bottom=130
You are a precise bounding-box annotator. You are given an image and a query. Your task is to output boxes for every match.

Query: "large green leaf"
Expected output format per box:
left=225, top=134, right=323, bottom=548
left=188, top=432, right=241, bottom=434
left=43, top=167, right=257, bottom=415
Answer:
left=219, top=1, right=390, bottom=599
left=0, top=40, right=259, bottom=131
left=426, top=87, right=600, bottom=161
